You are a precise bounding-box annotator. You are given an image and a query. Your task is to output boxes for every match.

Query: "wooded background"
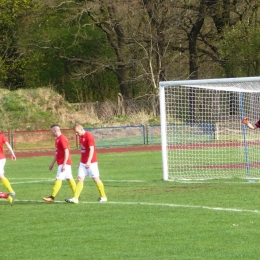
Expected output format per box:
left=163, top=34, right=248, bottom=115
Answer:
left=1, top=0, right=260, bottom=113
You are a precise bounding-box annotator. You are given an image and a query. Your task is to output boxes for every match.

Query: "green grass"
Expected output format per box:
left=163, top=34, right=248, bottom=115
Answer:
left=95, top=135, right=145, bottom=146
left=2, top=151, right=260, bottom=259
left=167, top=145, right=260, bottom=179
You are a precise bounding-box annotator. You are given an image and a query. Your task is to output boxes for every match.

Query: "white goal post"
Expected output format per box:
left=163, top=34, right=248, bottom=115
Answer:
left=159, top=77, right=260, bottom=181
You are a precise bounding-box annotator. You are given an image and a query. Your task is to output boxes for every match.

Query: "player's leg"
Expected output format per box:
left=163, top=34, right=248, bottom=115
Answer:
left=65, top=163, right=85, bottom=204
left=42, top=179, right=62, bottom=202
left=91, top=162, right=107, bottom=202
left=1, top=177, right=15, bottom=195
left=43, top=165, right=64, bottom=202
left=0, top=158, right=15, bottom=196
left=64, top=164, right=76, bottom=194
left=52, top=179, right=62, bottom=197
left=68, top=178, right=76, bottom=194
left=0, top=192, right=14, bottom=205
left=93, top=178, right=107, bottom=202
left=74, top=176, right=84, bottom=199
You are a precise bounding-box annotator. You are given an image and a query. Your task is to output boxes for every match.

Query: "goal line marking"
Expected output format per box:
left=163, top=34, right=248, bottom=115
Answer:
left=14, top=199, right=260, bottom=214
left=9, top=178, right=257, bottom=185
left=9, top=178, right=148, bottom=185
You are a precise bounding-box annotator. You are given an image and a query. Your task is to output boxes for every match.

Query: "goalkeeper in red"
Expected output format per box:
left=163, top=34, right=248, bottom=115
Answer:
left=242, top=117, right=260, bottom=130
left=65, top=123, right=107, bottom=204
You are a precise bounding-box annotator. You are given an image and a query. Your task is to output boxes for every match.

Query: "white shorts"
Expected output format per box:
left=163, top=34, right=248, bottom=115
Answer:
left=56, top=164, right=73, bottom=180
left=78, top=162, right=100, bottom=178
left=0, top=158, right=6, bottom=175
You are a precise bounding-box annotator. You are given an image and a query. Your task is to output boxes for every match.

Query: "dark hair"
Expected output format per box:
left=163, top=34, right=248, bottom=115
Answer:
left=51, top=124, right=60, bottom=128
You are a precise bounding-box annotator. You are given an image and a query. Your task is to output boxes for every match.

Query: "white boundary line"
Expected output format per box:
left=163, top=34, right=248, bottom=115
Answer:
left=15, top=199, right=260, bottom=214
left=9, top=179, right=148, bottom=185
left=11, top=179, right=54, bottom=184
left=103, top=180, right=147, bottom=182
left=7, top=178, right=260, bottom=214
left=9, top=179, right=258, bottom=185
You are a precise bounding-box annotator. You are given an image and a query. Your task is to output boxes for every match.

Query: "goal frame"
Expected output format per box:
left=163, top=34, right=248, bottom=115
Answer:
left=159, top=76, right=260, bottom=181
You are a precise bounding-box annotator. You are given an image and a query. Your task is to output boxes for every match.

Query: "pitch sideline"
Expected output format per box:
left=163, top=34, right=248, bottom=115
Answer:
left=13, top=199, right=260, bottom=214
left=7, top=178, right=260, bottom=214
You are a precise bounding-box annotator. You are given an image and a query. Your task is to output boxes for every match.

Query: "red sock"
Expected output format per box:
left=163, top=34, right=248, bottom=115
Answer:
left=0, top=192, right=8, bottom=199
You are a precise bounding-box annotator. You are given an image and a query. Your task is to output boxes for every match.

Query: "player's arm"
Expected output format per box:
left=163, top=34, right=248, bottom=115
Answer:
left=242, top=117, right=258, bottom=130
left=63, top=148, right=69, bottom=165
left=49, top=155, right=56, bottom=170
left=247, top=122, right=257, bottom=130
left=5, top=142, right=16, bottom=161
left=62, top=148, right=69, bottom=172
left=86, top=146, right=94, bottom=168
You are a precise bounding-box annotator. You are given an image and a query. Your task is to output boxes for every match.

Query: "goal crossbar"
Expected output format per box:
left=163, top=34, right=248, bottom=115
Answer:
left=159, top=76, right=260, bottom=88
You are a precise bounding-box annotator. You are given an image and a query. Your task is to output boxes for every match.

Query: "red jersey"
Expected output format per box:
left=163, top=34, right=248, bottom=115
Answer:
left=55, top=134, right=72, bottom=165
left=80, top=131, right=97, bottom=163
left=0, top=133, right=7, bottom=159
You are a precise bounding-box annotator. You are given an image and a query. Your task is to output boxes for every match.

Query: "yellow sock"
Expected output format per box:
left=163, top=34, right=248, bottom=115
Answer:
left=1, top=177, right=14, bottom=193
left=51, top=180, right=62, bottom=197
left=74, top=182, right=83, bottom=199
left=96, top=181, right=106, bottom=198
left=68, top=179, right=76, bottom=194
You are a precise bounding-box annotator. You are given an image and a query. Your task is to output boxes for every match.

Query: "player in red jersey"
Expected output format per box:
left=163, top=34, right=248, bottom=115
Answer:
left=0, top=132, right=16, bottom=199
left=65, top=123, right=107, bottom=204
left=0, top=191, right=14, bottom=205
left=42, top=125, right=76, bottom=202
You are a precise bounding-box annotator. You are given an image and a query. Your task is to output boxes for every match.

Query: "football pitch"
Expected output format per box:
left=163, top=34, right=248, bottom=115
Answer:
left=2, top=150, right=260, bottom=259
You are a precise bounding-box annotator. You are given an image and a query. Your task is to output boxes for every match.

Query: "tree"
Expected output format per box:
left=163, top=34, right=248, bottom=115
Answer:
left=0, top=0, right=32, bottom=89
left=171, top=0, right=259, bottom=121
left=218, top=1, right=260, bottom=77
left=69, top=0, right=141, bottom=99
left=4, top=0, right=259, bottom=107
left=16, top=0, right=120, bottom=102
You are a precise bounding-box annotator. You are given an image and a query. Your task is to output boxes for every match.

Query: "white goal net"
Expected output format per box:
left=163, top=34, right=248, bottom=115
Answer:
left=159, top=77, right=260, bottom=180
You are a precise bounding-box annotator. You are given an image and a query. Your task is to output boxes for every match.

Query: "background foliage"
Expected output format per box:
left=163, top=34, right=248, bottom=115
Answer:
left=0, top=88, right=97, bottom=130
left=0, top=0, right=260, bottom=104
left=0, top=87, right=159, bottom=130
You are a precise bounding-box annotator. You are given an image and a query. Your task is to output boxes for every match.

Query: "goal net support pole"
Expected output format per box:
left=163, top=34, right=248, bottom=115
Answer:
left=239, top=92, right=250, bottom=177
left=160, top=77, right=260, bottom=181
left=160, top=84, right=168, bottom=181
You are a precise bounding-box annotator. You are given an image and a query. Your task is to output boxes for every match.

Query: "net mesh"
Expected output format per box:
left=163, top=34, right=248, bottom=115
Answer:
left=162, top=81, right=260, bottom=180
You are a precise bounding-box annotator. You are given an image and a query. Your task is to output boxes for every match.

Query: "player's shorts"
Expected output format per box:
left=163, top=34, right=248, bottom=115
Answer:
left=78, top=162, right=100, bottom=178
left=56, top=164, right=73, bottom=180
left=0, top=158, right=6, bottom=175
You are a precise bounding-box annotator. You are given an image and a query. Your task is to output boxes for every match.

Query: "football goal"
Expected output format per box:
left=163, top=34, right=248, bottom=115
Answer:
left=159, top=77, right=260, bottom=181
